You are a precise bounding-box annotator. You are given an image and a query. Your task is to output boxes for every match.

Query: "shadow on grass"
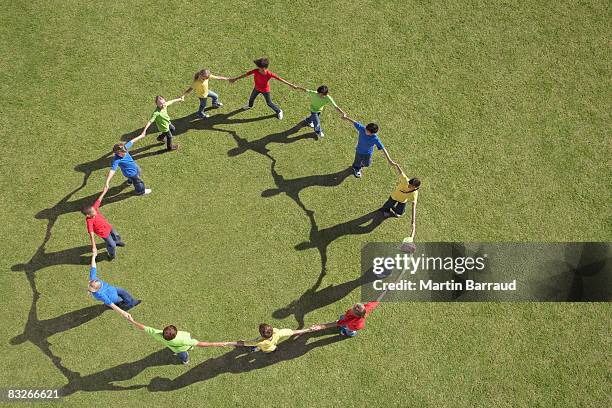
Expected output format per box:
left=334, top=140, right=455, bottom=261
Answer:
left=147, top=329, right=347, bottom=392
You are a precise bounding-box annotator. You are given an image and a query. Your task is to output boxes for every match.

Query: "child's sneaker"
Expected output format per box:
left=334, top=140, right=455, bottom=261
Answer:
left=182, top=358, right=190, bottom=365
left=167, top=144, right=179, bottom=151
left=142, top=188, right=152, bottom=195
left=317, top=132, right=325, bottom=139
left=156, top=134, right=166, bottom=142
left=242, top=104, right=252, bottom=110
left=352, top=168, right=362, bottom=178
left=116, top=241, right=126, bottom=247
left=196, top=112, right=209, bottom=119
left=305, top=119, right=314, bottom=128
left=212, top=102, right=223, bottom=108
left=277, top=110, right=284, bottom=120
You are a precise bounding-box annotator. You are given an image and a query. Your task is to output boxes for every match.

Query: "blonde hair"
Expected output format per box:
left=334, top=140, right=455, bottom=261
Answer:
left=194, top=69, right=211, bottom=80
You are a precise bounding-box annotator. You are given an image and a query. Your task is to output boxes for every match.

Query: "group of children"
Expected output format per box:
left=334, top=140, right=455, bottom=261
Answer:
left=81, top=57, right=422, bottom=364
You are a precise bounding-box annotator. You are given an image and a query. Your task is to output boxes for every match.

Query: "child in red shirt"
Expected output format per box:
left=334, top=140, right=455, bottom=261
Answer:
left=82, top=188, right=125, bottom=260
left=230, top=57, right=298, bottom=120
left=311, top=301, right=380, bottom=337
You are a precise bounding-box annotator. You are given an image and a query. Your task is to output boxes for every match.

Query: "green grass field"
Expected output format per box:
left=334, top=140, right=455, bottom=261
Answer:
left=1, top=0, right=610, bottom=406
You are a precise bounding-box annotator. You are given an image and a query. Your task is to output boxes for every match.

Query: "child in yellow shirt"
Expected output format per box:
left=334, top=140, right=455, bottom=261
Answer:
left=381, top=162, right=421, bottom=239
left=182, top=69, right=231, bottom=119
left=238, top=323, right=314, bottom=353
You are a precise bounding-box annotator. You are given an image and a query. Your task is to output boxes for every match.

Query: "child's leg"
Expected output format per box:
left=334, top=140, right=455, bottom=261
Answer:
left=312, top=112, right=322, bottom=134
left=305, top=112, right=315, bottom=125
left=165, top=123, right=176, bottom=150
left=393, top=202, right=407, bottom=216
left=352, top=152, right=364, bottom=171
left=207, top=90, right=220, bottom=106
left=116, top=287, right=136, bottom=308
left=262, top=92, right=281, bottom=114
left=197, top=98, right=207, bottom=116
left=381, top=196, right=397, bottom=212
left=129, top=175, right=146, bottom=195
left=109, top=227, right=124, bottom=246
left=103, top=234, right=117, bottom=259
left=176, top=351, right=189, bottom=364
left=247, top=89, right=259, bottom=107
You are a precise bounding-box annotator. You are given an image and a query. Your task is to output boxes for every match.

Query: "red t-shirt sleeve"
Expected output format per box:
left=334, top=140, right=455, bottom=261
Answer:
left=364, top=301, right=380, bottom=316
left=269, top=71, right=281, bottom=80
left=246, top=69, right=256, bottom=76
left=86, top=218, right=94, bottom=234
left=93, top=199, right=101, bottom=211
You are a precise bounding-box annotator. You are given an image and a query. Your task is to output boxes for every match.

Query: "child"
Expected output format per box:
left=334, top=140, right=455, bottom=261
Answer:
left=103, top=133, right=151, bottom=196
left=137, top=95, right=184, bottom=151
left=82, top=188, right=125, bottom=261
left=341, top=114, right=393, bottom=178
left=229, top=57, right=297, bottom=120
left=237, top=323, right=313, bottom=353
left=295, top=85, right=345, bottom=139
left=182, top=69, right=230, bottom=119
left=126, top=315, right=238, bottom=365
left=311, top=301, right=380, bottom=337
left=87, top=249, right=141, bottom=319
left=381, top=162, right=420, bottom=226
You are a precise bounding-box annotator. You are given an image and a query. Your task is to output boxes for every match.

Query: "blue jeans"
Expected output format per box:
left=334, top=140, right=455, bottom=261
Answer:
left=127, top=168, right=145, bottom=195
left=352, top=152, right=373, bottom=170
left=102, top=227, right=122, bottom=257
left=176, top=351, right=189, bottom=363
left=115, top=287, right=136, bottom=309
left=305, top=112, right=322, bottom=134
left=197, top=91, right=220, bottom=115
left=381, top=196, right=406, bottom=216
left=247, top=89, right=281, bottom=113
left=338, top=314, right=358, bottom=337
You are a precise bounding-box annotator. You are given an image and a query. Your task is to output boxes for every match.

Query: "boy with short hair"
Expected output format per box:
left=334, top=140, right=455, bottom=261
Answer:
left=230, top=57, right=298, bottom=120
left=87, top=249, right=140, bottom=319
left=311, top=301, right=380, bottom=337
left=82, top=188, right=124, bottom=261
left=103, top=132, right=151, bottom=196
left=381, top=162, right=420, bottom=230
left=237, top=323, right=313, bottom=353
left=341, top=114, right=393, bottom=178
left=126, top=315, right=238, bottom=364
left=295, top=85, right=345, bottom=139
left=182, top=69, right=231, bottom=119
left=137, top=95, right=184, bottom=151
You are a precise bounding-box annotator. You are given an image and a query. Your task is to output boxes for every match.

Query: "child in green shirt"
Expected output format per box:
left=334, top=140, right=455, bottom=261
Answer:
left=137, top=95, right=184, bottom=152
left=295, top=85, right=345, bottom=139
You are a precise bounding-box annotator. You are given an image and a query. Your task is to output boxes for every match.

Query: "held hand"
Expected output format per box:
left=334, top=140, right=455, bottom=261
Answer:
left=180, top=96, right=185, bottom=102
left=123, top=312, right=132, bottom=321
left=92, top=247, right=98, bottom=257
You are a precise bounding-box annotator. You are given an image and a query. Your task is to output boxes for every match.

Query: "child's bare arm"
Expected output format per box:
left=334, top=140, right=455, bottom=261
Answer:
left=341, top=113, right=357, bottom=125
left=196, top=341, right=240, bottom=347
left=126, top=314, right=145, bottom=330
left=165, top=96, right=185, bottom=106
left=381, top=147, right=394, bottom=165
left=182, top=86, right=193, bottom=97
left=210, top=74, right=230, bottom=81
left=276, top=77, right=298, bottom=89
left=229, top=71, right=251, bottom=83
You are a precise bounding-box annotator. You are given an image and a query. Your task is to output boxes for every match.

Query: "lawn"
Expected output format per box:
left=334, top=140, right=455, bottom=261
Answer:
left=0, top=1, right=610, bottom=407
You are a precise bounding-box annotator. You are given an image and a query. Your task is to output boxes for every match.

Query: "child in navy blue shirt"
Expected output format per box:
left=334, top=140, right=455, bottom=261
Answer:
left=87, top=248, right=140, bottom=319
left=341, top=114, right=393, bottom=177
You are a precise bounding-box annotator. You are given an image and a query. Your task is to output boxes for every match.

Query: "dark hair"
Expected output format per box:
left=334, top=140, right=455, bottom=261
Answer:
left=316, top=85, right=329, bottom=95
left=365, top=123, right=379, bottom=134
left=194, top=69, right=211, bottom=80
left=163, top=325, right=178, bottom=341
left=81, top=205, right=94, bottom=215
left=254, top=57, right=269, bottom=68
left=353, top=303, right=366, bottom=317
left=155, top=95, right=163, bottom=104
left=409, top=178, right=421, bottom=189
left=259, top=323, right=274, bottom=339
left=113, top=143, right=126, bottom=154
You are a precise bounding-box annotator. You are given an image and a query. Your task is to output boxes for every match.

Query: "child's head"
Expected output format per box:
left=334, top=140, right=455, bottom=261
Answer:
left=258, top=323, right=274, bottom=339
left=194, top=69, right=211, bottom=81
left=352, top=303, right=367, bottom=317
left=316, top=85, right=329, bottom=96
left=163, top=325, right=178, bottom=341
left=365, top=123, right=379, bottom=136
left=408, top=178, right=421, bottom=191
left=113, top=143, right=127, bottom=157
left=81, top=205, right=96, bottom=218
left=254, top=57, right=270, bottom=69
left=155, top=95, right=166, bottom=108
left=88, top=280, right=101, bottom=293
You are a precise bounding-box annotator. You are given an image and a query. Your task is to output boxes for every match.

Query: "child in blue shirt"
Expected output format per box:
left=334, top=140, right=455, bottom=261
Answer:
left=87, top=248, right=141, bottom=319
left=341, top=114, right=394, bottom=177
left=103, top=133, right=151, bottom=196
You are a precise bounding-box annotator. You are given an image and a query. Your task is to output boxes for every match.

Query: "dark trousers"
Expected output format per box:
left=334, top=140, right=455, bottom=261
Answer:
left=115, top=287, right=136, bottom=309
left=102, top=227, right=122, bottom=257
left=381, top=196, right=406, bottom=216
left=127, top=168, right=145, bottom=194
left=159, top=122, right=176, bottom=150
left=248, top=89, right=281, bottom=113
